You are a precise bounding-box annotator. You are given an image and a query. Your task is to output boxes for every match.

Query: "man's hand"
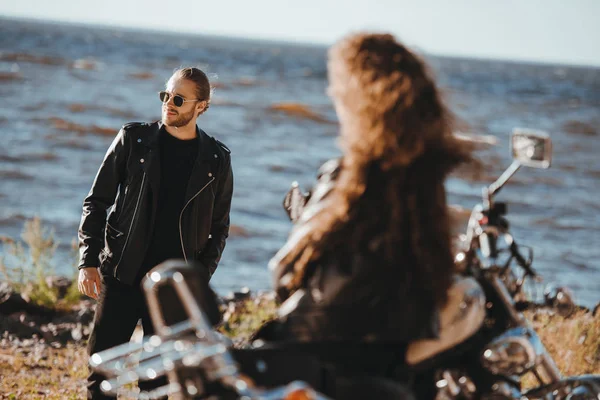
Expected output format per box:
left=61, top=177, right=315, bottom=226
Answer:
left=78, top=267, right=102, bottom=300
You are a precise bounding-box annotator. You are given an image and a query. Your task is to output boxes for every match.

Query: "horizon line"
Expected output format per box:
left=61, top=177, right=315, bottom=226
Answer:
left=3, top=14, right=600, bottom=70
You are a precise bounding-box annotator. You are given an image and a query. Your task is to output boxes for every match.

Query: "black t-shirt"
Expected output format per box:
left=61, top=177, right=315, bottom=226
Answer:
left=138, top=129, right=199, bottom=281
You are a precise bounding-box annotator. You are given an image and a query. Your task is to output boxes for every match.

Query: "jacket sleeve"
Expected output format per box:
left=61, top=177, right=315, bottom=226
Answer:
left=78, top=129, right=128, bottom=269
left=270, top=158, right=341, bottom=300
left=200, top=152, right=234, bottom=277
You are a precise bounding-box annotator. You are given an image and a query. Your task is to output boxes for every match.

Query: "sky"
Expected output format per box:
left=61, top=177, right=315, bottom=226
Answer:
left=1, top=0, right=599, bottom=67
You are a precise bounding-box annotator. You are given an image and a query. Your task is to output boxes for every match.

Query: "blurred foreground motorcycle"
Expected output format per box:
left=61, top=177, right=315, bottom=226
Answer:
left=89, top=262, right=412, bottom=399
left=280, top=127, right=600, bottom=399
left=398, top=130, right=600, bottom=399
left=90, top=128, right=599, bottom=399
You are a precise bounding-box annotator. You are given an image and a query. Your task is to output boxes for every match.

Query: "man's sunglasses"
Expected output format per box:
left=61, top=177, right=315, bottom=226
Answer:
left=159, top=91, right=200, bottom=107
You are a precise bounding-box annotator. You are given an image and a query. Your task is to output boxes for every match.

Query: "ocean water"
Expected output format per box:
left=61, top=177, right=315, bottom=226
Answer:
left=0, top=17, right=598, bottom=307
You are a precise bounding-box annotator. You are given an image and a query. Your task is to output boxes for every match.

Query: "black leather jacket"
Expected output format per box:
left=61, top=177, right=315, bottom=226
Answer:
left=269, top=159, right=439, bottom=343
left=78, top=121, right=233, bottom=285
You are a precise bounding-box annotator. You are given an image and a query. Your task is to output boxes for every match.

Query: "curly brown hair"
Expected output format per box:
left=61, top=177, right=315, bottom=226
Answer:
left=278, top=33, right=474, bottom=310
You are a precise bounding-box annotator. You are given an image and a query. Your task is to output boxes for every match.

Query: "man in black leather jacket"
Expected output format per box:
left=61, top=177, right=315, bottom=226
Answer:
left=78, top=67, right=233, bottom=399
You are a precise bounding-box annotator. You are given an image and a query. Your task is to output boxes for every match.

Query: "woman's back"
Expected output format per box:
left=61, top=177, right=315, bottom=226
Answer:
left=268, top=32, right=475, bottom=345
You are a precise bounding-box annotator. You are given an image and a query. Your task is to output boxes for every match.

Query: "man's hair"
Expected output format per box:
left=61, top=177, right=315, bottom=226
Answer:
left=278, top=33, right=475, bottom=313
left=170, top=67, right=212, bottom=113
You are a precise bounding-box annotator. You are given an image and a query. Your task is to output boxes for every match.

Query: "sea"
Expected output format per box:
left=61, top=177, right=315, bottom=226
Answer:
left=0, top=17, right=598, bottom=307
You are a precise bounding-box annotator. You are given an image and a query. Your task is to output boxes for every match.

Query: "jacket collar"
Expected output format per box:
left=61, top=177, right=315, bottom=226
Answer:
left=141, top=120, right=217, bottom=205
left=143, top=121, right=214, bottom=161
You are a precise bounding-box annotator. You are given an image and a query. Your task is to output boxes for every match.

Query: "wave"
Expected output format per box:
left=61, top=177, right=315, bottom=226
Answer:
left=0, top=72, right=23, bottom=82
left=268, top=102, right=334, bottom=124
left=229, top=224, right=250, bottom=237
left=211, top=99, right=245, bottom=108
left=128, top=71, right=155, bottom=80
left=0, top=170, right=34, bottom=180
left=0, top=213, right=28, bottom=228
left=234, top=77, right=261, bottom=87
left=0, top=52, right=65, bottom=66
left=71, top=58, right=103, bottom=70
left=211, top=82, right=229, bottom=90
left=66, top=103, right=137, bottom=119
left=0, top=153, right=57, bottom=163
left=45, top=117, right=114, bottom=136
left=563, top=120, right=597, bottom=136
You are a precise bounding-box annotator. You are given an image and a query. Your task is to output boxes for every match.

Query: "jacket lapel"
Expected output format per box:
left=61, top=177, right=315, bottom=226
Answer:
left=139, top=121, right=161, bottom=213
left=183, top=127, right=217, bottom=204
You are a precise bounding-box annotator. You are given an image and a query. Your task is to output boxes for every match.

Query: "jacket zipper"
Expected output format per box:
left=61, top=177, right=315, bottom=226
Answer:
left=114, top=172, right=146, bottom=277
left=179, top=177, right=215, bottom=263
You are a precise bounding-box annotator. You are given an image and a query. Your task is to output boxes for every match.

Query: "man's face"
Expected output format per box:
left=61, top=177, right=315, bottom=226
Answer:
left=161, top=77, right=203, bottom=128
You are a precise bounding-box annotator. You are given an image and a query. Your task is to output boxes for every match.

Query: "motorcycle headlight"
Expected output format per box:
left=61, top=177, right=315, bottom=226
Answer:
left=481, top=335, right=537, bottom=376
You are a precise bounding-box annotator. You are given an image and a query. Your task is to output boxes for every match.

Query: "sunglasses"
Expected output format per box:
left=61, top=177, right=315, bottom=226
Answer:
left=159, top=91, right=200, bottom=107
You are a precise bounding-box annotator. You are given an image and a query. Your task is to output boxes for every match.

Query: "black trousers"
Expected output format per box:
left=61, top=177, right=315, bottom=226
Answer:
left=87, top=274, right=168, bottom=400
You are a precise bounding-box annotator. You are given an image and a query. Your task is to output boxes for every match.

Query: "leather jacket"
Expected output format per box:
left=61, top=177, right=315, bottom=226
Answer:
left=78, top=121, right=234, bottom=285
left=269, top=159, right=439, bottom=343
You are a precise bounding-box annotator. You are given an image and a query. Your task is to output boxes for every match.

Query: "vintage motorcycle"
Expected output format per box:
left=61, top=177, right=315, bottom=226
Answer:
left=90, top=128, right=599, bottom=399
left=89, top=260, right=414, bottom=399
left=88, top=259, right=332, bottom=399
left=400, top=128, right=600, bottom=399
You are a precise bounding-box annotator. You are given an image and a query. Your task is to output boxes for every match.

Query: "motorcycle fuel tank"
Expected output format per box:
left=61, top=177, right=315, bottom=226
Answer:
left=406, top=276, right=486, bottom=365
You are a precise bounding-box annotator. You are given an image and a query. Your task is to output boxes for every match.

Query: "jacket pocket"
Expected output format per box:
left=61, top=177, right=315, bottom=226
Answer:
left=104, top=223, right=126, bottom=269
left=106, top=222, right=124, bottom=240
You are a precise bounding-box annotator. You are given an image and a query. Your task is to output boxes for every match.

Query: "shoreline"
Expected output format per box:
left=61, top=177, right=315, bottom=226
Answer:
left=1, top=285, right=599, bottom=399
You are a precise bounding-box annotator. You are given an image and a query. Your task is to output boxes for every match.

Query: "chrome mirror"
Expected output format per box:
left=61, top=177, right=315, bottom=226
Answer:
left=510, top=128, right=552, bottom=169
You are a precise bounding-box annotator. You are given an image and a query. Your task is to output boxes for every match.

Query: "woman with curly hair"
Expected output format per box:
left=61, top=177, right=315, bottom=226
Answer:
left=268, top=32, right=474, bottom=344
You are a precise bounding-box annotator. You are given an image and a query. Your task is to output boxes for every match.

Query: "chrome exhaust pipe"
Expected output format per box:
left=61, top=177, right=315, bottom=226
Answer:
left=90, top=260, right=243, bottom=399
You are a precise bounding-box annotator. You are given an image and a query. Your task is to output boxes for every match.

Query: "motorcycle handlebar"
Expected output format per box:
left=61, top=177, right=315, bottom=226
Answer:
left=507, top=236, right=537, bottom=278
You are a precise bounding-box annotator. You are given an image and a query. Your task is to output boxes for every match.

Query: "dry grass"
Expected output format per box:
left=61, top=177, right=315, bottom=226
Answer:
left=0, top=344, right=87, bottom=399
left=527, top=308, right=600, bottom=376
left=218, top=294, right=278, bottom=346
left=0, top=217, right=80, bottom=310
left=1, top=304, right=597, bottom=398
left=0, top=217, right=596, bottom=398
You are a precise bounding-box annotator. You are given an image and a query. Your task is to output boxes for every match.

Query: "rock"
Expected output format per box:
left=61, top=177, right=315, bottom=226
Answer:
left=71, top=324, right=84, bottom=341
left=77, top=307, right=95, bottom=325
left=0, top=282, right=55, bottom=317
left=53, top=328, right=75, bottom=345
left=0, top=282, right=24, bottom=314
left=224, top=288, right=252, bottom=303
left=0, top=316, right=43, bottom=339
left=45, top=276, right=72, bottom=299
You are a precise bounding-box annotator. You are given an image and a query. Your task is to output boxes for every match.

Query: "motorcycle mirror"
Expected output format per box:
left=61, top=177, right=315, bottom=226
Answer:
left=510, top=128, right=552, bottom=169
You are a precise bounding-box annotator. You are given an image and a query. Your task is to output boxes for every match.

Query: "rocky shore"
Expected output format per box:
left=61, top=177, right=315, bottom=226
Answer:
left=0, top=278, right=598, bottom=399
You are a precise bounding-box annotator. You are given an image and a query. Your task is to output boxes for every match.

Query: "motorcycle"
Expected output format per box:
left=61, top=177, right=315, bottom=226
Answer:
left=89, top=261, right=413, bottom=399
left=401, top=128, right=600, bottom=399
left=90, top=128, right=599, bottom=399
left=263, top=127, right=599, bottom=399
left=88, top=260, right=336, bottom=399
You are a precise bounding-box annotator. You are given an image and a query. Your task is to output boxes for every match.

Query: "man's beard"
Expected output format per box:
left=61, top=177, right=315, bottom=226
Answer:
left=162, top=108, right=195, bottom=127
